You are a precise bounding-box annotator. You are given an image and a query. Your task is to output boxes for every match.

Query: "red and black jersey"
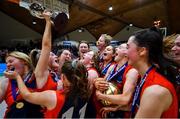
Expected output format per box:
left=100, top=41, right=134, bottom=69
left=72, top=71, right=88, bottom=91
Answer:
left=135, top=68, right=178, bottom=118
left=44, top=90, right=88, bottom=118
left=4, top=72, right=43, bottom=118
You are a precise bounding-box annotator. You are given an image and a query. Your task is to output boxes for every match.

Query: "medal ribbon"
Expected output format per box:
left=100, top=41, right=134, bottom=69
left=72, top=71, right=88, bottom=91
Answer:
left=106, top=62, right=128, bottom=82
left=50, top=70, right=60, bottom=82
left=131, top=66, right=154, bottom=117
left=11, top=71, right=33, bottom=101
left=101, top=62, right=112, bottom=76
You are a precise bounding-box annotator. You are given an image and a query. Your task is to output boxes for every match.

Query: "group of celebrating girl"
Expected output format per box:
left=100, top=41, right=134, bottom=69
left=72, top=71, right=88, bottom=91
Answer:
left=1, top=11, right=179, bottom=118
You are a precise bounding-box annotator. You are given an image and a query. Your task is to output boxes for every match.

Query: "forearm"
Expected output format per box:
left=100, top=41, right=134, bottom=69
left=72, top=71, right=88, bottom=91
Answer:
left=34, top=15, right=52, bottom=80
left=117, top=104, right=131, bottom=111
left=42, top=21, right=52, bottom=48
left=16, top=74, right=31, bottom=99
left=16, top=74, right=52, bottom=107
left=99, top=93, right=129, bottom=105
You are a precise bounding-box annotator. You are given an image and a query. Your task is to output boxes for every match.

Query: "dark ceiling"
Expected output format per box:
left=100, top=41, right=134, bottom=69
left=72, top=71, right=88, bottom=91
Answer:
left=0, top=0, right=180, bottom=39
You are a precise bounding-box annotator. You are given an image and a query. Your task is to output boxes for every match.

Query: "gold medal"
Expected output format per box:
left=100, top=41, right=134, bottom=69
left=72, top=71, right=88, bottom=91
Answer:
left=16, top=102, right=24, bottom=109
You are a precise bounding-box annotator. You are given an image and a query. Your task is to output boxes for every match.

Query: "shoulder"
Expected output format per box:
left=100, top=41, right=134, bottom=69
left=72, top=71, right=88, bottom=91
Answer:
left=0, top=76, right=9, bottom=102
left=126, top=68, right=139, bottom=80
left=136, top=85, right=173, bottom=117
left=88, top=69, right=98, bottom=79
left=126, top=68, right=138, bottom=75
left=0, top=76, right=9, bottom=86
left=144, top=85, right=172, bottom=97
left=142, top=85, right=172, bottom=109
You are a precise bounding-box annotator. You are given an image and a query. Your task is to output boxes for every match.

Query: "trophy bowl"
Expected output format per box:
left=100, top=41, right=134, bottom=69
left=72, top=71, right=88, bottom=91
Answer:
left=29, top=2, right=45, bottom=19
left=28, top=1, right=68, bottom=33
left=101, top=82, right=120, bottom=106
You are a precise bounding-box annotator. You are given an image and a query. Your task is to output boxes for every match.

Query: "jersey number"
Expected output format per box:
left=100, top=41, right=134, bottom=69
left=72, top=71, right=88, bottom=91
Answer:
left=62, top=103, right=87, bottom=118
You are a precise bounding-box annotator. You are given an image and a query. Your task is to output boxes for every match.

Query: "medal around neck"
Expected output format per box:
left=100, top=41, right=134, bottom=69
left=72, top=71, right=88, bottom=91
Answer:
left=16, top=102, right=24, bottom=109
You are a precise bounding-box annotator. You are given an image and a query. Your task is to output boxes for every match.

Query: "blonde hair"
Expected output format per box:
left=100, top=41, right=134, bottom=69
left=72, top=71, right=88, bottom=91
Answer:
left=101, top=34, right=113, bottom=46
left=7, top=51, right=33, bottom=69
left=163, top=34, right=179, bottom=60
left=163, top=34, right=179, bottom=54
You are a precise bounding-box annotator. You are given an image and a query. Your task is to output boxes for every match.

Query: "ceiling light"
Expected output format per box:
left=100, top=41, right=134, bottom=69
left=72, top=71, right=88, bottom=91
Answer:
left=77, top=28, right=85, bottom=32
left=32, top=21, right=37, bottom=25
left=78, top=29, right=83, bottom=32
left=129, top=24, right=133, bottom=27
left=108, top=5, right=113, bottom=11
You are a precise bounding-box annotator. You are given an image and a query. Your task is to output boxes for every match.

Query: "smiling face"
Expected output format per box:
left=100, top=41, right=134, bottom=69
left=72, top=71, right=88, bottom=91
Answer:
left=103, top=45, right=114, bottom=62
left=6, top=56, right=26, bottom=76
left=79, top=42, right=89, bottom=54
left=114, top=43, right=128, bottom=62
left=172, top=35, right=180, bottom=64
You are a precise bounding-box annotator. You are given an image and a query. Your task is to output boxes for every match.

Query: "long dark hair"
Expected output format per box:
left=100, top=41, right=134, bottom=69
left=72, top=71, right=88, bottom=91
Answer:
left=132, top=27, right=171, bottom=79
left=61, top=61, right=90, bottom=104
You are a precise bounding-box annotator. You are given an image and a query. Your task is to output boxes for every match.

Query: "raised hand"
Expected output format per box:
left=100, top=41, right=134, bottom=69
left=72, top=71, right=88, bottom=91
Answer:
left=42, top=10, right=52, bottom=20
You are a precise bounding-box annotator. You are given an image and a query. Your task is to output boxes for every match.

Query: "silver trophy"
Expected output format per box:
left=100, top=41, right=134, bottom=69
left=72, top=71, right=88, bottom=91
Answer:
left=29, top=2, right=46, bottom=19
left=20, top=0, right=69, bottom=18
left=19, top=0, right=69, bottom=32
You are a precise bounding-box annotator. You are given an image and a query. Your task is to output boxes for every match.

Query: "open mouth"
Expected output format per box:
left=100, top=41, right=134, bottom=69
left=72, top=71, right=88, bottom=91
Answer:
left=9, top=66, right=15, bottom=71
left=81, top=51, right=86, bottom=53
left=103, top=53, right=107, bottom=56
left=175, top=53, right=180, bottom=56
left=172, top=52, right=180, bottom=58
left=55, top=59, right=58, bottom=63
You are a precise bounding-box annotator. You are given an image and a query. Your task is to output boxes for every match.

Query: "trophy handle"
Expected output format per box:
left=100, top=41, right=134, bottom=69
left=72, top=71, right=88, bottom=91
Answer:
left=29, top=2, right=45, bottom=19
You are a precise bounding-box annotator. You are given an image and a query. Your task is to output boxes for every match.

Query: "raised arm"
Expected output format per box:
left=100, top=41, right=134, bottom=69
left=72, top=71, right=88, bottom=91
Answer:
left=34, top=11, right=52, bottom=89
